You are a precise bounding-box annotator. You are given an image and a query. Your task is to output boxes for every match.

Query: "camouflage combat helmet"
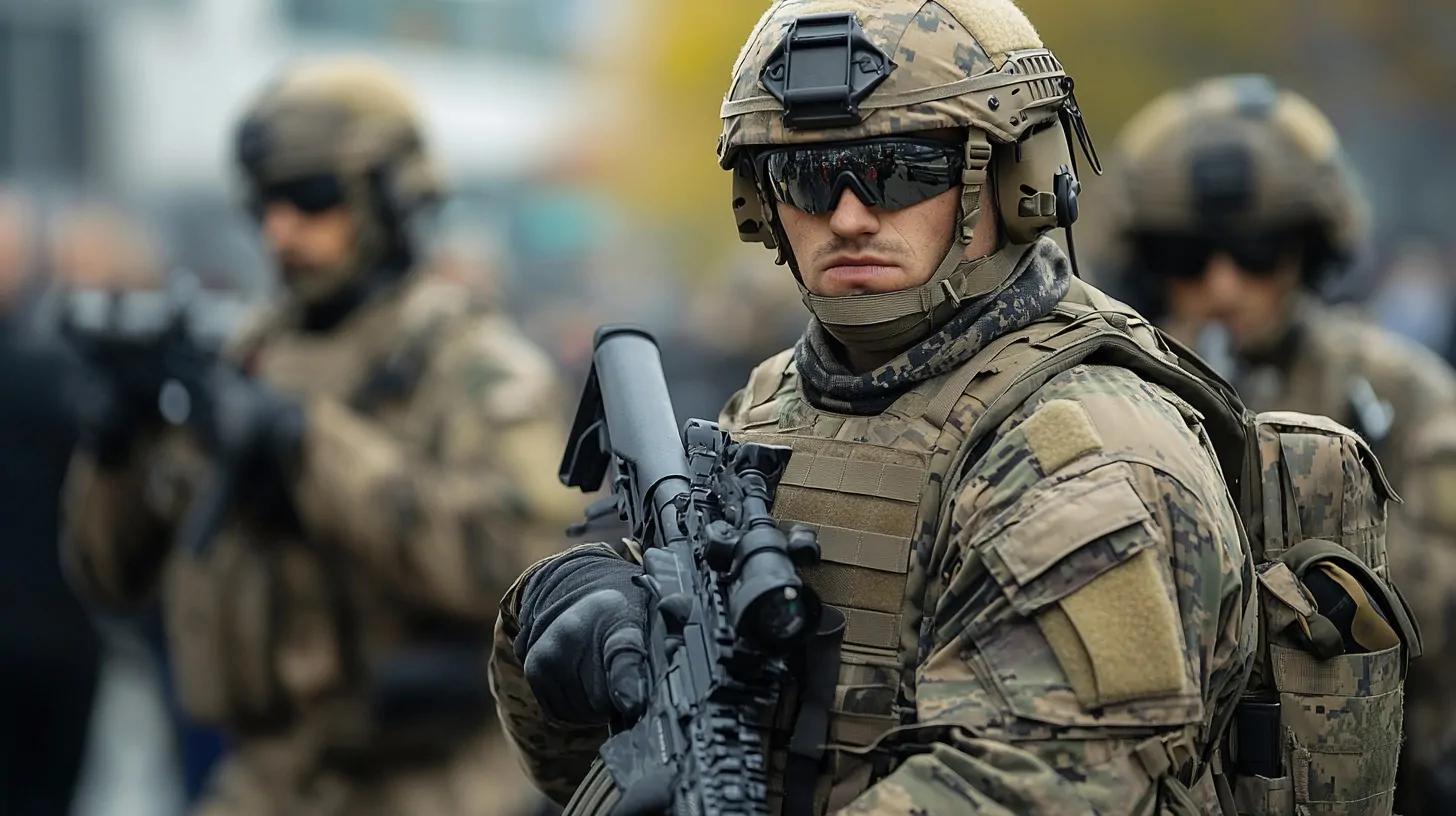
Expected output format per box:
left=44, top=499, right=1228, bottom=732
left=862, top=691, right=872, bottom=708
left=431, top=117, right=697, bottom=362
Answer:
left=1111, top=74, right=1369, bottom=284
left=234, top=57, right=444, bottom=301
left=719, top=0, right=1100, bottom=351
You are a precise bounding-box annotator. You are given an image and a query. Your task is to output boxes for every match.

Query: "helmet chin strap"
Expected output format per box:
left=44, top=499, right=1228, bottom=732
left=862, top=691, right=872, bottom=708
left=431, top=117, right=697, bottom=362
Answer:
left=792, top=129, right=1031, bottom=354
left=798, top=240, right=1031, bottom=353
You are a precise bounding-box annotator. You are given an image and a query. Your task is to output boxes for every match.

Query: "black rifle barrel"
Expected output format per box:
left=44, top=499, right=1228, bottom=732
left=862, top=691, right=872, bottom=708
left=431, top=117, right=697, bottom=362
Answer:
left=591, top=326, right=692, bottom=543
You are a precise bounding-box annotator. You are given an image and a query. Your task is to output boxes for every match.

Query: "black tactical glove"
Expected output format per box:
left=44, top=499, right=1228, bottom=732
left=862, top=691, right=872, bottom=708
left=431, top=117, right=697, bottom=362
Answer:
left=67, top=360, right=158, bottom=467
left=514, top=548, right=650, bottom=725
left=192, top=364, right=305, bottom=477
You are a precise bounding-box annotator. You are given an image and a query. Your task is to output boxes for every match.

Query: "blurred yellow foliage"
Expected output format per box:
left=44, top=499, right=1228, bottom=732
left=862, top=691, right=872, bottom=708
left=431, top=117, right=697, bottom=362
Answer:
left=587, top=2, right=765, bottom=242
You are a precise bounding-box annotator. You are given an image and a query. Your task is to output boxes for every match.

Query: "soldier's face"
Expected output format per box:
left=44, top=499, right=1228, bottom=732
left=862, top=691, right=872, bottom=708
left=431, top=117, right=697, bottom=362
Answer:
left=261, top=201, right=355, bottom=288
left=779, top=183, right=995, bottom=298
left=1162, top=250, right=1302, bottom=353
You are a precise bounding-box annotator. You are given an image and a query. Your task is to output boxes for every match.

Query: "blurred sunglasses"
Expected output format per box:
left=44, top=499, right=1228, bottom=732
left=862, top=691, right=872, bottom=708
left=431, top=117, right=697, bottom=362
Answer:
left=758, top=137, right=965, bottom=215
left=252, top=174, right=346, bottom=217
left=1133, top=231, right=1299, bottom=280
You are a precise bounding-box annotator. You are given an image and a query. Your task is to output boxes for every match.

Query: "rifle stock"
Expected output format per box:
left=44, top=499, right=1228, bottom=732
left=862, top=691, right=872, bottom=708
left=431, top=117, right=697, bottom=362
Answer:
left=558, top=325, right=822, bottom=816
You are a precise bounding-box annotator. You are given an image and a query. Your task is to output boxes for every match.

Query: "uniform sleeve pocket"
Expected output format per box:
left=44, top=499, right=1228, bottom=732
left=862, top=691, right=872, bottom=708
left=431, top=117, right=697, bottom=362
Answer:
left=927, top=464, right=1201, bottom=732
left=981, top=463, right=1157, bottom=617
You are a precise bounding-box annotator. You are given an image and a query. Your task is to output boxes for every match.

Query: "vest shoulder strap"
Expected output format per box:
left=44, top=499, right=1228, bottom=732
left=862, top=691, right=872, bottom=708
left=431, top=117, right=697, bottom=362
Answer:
left=745, top=348, right=796, bottom=410
left=348, top=299, right=479, bottom=413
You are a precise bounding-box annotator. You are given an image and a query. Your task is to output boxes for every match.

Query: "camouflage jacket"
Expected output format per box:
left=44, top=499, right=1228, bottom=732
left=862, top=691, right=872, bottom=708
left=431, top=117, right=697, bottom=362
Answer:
left=63, top=269, right=578, bottom=750
left=1233, top=300, right=1456, bottom=815
left=490, top=242, right=1252, bottom=814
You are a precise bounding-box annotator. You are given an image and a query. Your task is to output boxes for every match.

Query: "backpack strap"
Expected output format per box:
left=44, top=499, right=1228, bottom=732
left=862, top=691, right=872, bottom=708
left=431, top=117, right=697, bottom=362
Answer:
left=348, top=304, right=473, bottom=413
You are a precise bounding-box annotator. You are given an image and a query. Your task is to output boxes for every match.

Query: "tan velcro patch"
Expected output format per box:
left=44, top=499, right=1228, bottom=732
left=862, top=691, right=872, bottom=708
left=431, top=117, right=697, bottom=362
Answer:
left=1036, top=606, right=1098, bottom=708
left=937, top=0, right=1044, bottom=62
left=1037, top=549, right=1185, bottom=707
left=1022, top=398, right=1103, bottom=474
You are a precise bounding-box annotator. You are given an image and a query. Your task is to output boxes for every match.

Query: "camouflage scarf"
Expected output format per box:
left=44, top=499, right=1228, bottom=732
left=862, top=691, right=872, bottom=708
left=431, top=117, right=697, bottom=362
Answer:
left=794, top=238, right=1072, bottom=415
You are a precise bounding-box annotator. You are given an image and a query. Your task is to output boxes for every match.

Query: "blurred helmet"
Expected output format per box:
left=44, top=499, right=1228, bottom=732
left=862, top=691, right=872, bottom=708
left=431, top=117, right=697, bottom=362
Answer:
left=1110, top=74, right=1368, bottom=288
left=233, top=57, right=445, bottom=301
left=718, top=0, right=1099, bottom=350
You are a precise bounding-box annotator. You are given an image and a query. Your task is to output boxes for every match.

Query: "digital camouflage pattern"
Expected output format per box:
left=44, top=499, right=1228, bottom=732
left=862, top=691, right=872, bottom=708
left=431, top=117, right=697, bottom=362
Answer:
left=1233, top=410, right=1413, bottom=815
left=489, top=240, right=1254, bottom=814
left=1230, top=301, right=1456, bottom=816
left=63, top=267, right=579, bottom=816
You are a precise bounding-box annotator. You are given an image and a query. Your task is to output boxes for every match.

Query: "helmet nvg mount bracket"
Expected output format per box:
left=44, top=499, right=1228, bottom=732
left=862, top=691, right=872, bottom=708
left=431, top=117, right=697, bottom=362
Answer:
left=759, top=12, right=895, bottom=131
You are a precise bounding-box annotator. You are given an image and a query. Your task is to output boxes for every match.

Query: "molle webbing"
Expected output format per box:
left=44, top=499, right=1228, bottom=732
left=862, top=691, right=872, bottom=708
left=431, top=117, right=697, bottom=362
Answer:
left=762, top=434, right=927, bottom=651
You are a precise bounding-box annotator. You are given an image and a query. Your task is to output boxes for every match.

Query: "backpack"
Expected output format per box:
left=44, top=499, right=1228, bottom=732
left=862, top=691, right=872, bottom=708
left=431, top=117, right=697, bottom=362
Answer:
left=951, top=279, right=1423, bottom=815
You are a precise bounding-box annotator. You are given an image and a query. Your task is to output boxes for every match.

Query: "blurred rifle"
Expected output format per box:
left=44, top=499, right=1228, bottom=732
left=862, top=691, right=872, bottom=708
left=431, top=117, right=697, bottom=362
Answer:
left=558, top=325, right=824, bottom=816
left=58, top=269, right=251, bottom=555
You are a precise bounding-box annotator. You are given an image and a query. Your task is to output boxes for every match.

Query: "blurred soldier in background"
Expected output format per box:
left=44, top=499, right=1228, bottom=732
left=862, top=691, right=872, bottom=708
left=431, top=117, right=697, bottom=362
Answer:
left=1108, top=74, right=1456, bottom=815
left=60, top=56, right=574, bottom=816
left=0, top=190, right=105, bottom=816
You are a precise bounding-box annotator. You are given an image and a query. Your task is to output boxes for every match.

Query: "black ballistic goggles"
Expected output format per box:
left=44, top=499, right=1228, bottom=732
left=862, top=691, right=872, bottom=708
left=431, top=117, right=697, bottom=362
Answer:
left=252, top=173, right=347, bottom=217
left=758, top=137, right=965, bottom=215
left=1134, top=230, right=1301, bottom=280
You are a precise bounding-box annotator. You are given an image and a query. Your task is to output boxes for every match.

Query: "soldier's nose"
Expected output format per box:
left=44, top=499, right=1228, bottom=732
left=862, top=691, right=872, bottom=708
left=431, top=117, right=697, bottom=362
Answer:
left=1201, top=253, right=1247, bottom=307
left=827, top=189, right=880, bottom=237
left=262, top=203, right=305, bottom=248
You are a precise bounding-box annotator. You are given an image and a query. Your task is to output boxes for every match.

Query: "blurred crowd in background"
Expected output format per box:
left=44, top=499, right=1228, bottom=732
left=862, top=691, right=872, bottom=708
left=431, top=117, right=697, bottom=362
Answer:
left=0, top=0, right=1453, bottom=814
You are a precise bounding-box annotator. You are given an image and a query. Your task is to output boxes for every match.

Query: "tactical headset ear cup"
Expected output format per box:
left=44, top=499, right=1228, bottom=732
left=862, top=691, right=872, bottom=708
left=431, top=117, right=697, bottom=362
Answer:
left=994, top=118, right=1078, bottom=244
left=1054, top=167, right=1080, bottom=228
left=732, top=157, right=777, bottom=250
left=378, top=153, right=443, bottom=223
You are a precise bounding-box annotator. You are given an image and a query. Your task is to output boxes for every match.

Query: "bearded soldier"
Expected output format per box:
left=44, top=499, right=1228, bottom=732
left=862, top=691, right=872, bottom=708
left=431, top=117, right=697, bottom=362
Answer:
left=1107, top=75, right=1456, bottom=816
left=62, top=57, right=573, bottom=816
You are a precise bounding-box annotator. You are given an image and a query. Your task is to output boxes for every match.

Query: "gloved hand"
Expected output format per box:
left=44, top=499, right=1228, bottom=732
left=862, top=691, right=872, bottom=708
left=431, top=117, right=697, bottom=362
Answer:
left=514, top=548, right=651, bottom=725
left=67, top=360, right=158, bottom=467
left=192, top=363, right=305, bottom=477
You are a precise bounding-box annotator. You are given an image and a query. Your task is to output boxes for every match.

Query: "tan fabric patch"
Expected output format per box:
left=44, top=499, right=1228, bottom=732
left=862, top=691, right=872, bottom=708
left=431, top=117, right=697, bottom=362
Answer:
left=1021, top=398, right=1103, bottom=474
left=1036, top=606, right=1098, bottom=708
left=937, top=0, right=1044, bottom=62
left=1048, top=549, right=1185, bottom=706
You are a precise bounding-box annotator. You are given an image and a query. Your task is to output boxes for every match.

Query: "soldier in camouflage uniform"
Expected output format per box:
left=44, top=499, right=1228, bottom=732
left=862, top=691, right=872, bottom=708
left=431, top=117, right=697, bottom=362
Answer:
left=61, top=57, right=573, bottom=816
left=489, top=2, right=1266, bottom=813
left=1108, top=75, right=1456, bottom=815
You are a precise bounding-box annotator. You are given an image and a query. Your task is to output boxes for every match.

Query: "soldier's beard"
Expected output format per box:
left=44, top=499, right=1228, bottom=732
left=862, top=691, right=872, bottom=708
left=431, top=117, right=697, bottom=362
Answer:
left=279, top=258, right=357, bottom=304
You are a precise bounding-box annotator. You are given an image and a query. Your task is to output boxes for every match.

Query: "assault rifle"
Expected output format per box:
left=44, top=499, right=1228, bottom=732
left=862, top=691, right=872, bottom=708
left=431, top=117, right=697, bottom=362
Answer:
left=59, top=270, right=252, bottom=555
left=558, top=325, right=823, bottom=816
